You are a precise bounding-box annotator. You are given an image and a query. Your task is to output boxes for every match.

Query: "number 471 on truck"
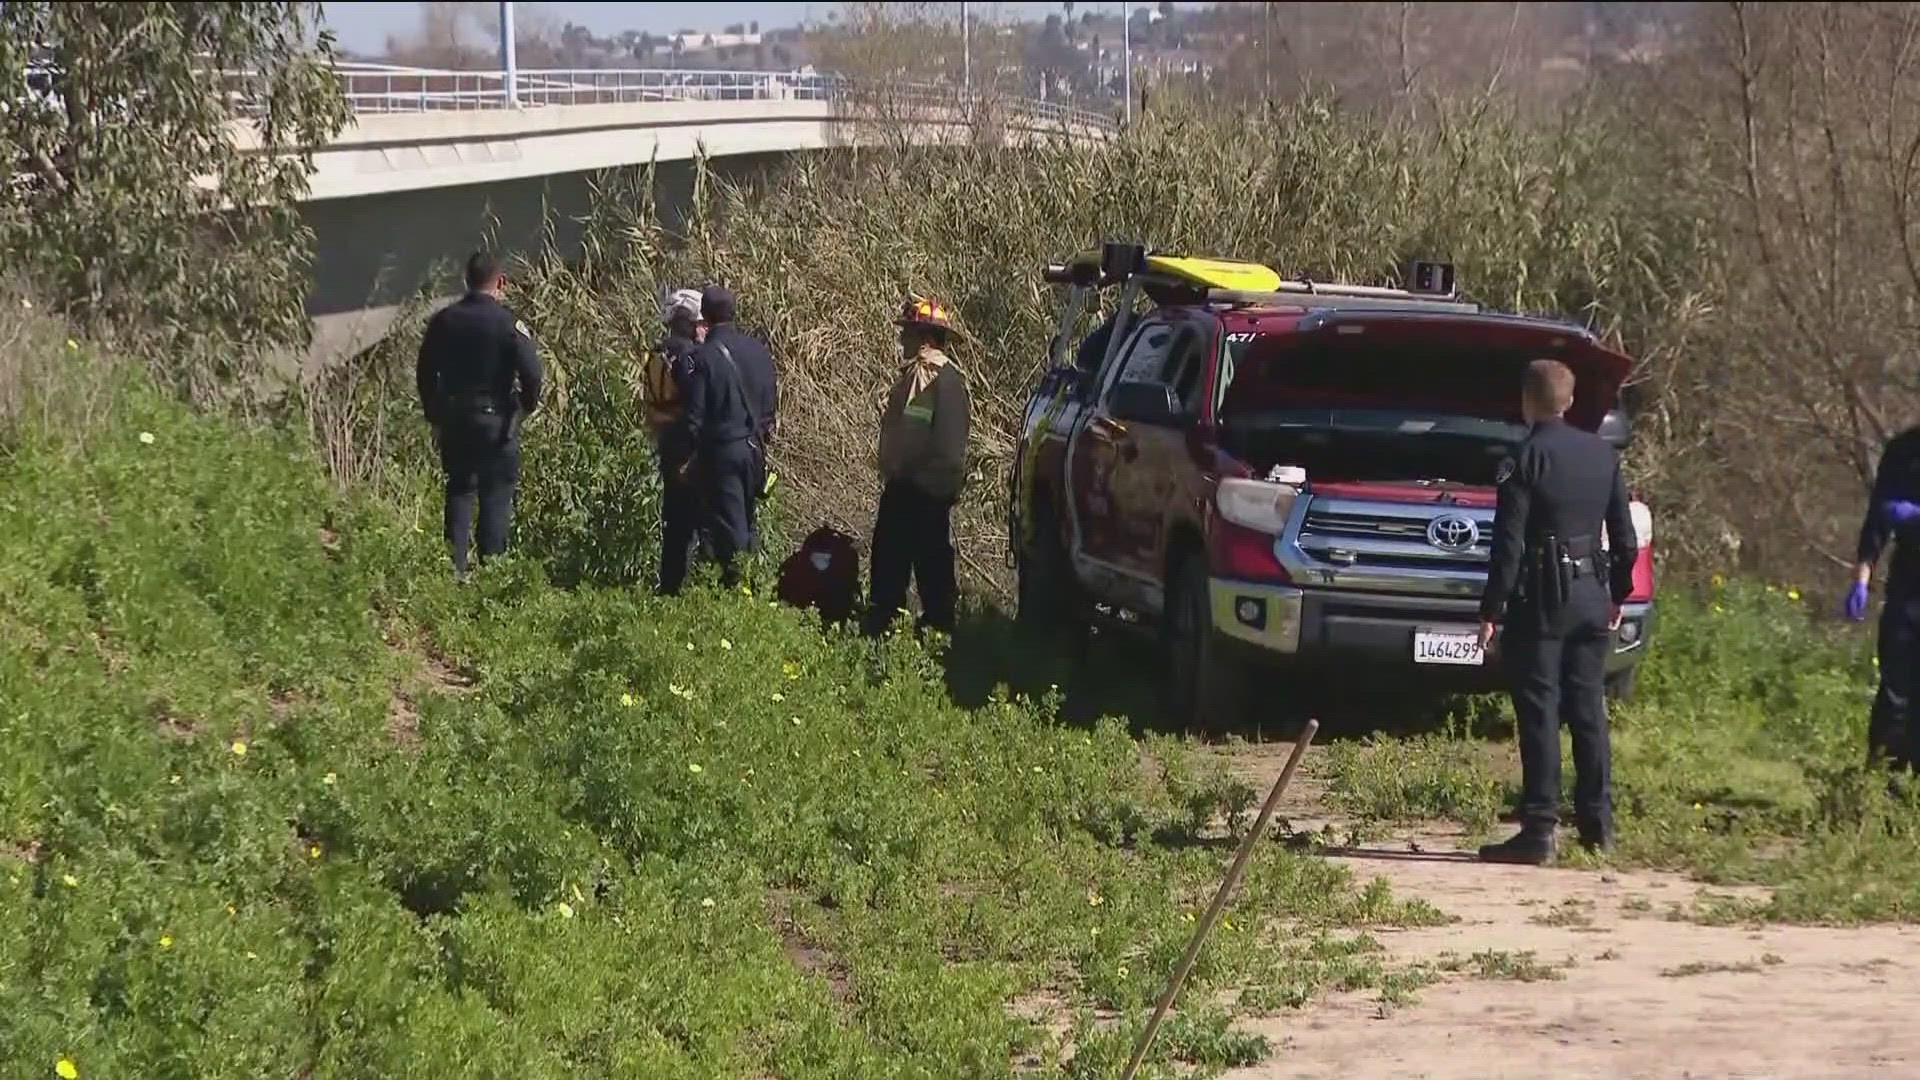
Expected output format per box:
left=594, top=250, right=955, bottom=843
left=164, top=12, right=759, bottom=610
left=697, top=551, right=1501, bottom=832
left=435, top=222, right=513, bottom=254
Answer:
left=1007, top=242, right=1656, bottom=724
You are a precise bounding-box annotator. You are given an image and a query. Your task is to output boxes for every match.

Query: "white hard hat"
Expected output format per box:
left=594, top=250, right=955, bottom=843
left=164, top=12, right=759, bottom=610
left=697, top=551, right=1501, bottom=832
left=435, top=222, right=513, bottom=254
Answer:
left=662, top=288, right=703, bottom=323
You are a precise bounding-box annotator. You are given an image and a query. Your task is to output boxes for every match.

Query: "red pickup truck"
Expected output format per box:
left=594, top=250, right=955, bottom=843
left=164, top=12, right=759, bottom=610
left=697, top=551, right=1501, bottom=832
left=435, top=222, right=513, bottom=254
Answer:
left=1008, top=245, right=1655, bottom=722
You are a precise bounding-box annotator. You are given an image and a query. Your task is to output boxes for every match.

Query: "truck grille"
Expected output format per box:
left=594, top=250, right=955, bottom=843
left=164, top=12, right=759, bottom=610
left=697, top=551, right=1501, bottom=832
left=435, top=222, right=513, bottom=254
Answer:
left=1296, top=499, right=1493, bottom=572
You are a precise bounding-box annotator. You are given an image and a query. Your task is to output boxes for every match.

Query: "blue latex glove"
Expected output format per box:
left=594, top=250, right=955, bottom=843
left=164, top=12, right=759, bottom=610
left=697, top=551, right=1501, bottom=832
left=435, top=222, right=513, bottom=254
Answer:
left=1845, top=581, right=1871, bottom=622
left=1884, top=499, right=1920, bottom=525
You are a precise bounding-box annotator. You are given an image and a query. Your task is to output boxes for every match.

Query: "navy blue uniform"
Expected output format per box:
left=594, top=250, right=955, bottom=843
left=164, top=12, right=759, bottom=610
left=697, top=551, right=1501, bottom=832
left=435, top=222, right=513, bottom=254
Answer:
left=674, top=324, right=775, bottom=589
left=416, top=292, right=542, bottom=573
left=1856, top=425, right=1920, bottom=769
left=1481, top=417, right=1638, bottom=844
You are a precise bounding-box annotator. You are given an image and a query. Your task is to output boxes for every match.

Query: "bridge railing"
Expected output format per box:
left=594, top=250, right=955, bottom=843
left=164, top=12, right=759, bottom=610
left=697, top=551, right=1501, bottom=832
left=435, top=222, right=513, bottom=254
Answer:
left=309, top=63, right=1119, bottom=134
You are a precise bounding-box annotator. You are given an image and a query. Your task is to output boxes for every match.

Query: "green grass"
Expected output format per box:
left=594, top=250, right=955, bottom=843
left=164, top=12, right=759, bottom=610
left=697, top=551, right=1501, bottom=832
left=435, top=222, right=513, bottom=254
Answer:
left=1314, top=580, right=1920, bottom=924
left=0, top=391, right=1447, bottom=1078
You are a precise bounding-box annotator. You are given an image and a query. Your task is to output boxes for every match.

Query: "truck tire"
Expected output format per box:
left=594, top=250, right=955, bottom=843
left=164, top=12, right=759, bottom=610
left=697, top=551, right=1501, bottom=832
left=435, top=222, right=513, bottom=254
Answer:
left=1164, top=554, right=1245, bottom=728
left=1015, top=505, right=1080, bottom=633
left=1605, top=667, right=1638, bottom=703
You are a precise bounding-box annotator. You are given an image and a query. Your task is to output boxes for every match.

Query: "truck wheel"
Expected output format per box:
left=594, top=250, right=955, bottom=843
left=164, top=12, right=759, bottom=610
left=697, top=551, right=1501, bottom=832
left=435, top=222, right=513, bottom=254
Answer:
left=1164, top=555, right=1245, bottom=729
left=1015, top=507, right=1080, bottom=633
left=1605, top=668, right=1638, bottom=703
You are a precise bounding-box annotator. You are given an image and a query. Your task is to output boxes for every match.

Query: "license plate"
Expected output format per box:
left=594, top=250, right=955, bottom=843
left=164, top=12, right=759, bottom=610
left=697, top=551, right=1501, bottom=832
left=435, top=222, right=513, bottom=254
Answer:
left=1413, top=628, right=1485, bottom=666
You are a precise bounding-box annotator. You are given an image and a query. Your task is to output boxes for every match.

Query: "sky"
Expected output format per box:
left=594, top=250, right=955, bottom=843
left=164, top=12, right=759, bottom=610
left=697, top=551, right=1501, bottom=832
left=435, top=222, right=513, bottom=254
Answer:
left=320, top=2, right=1161, bottom=56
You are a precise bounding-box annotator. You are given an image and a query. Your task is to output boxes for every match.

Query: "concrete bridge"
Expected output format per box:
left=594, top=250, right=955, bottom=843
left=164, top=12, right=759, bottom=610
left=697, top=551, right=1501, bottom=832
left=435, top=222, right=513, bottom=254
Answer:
left=264, top=65, right=1117, bottom=368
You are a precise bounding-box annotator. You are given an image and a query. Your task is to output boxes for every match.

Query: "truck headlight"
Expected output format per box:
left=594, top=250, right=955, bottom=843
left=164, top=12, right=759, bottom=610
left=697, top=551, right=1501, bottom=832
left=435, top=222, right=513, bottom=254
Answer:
left=1216, top=478, right=1300, bottom=535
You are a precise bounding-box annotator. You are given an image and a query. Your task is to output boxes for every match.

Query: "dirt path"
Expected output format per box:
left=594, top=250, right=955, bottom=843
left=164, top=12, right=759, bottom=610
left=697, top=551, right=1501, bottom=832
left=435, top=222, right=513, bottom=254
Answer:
left=1208, top=743, right=1920, bottom=1080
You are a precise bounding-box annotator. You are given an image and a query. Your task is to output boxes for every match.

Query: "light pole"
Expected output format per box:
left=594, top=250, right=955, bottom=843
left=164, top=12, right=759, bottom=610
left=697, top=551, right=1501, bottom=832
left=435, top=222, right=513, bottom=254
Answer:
left=1121, top=1, right=1131, bottom=123
left=499, top=1, right=518, bottom=107
left=962, top=1, right=971, bottom=95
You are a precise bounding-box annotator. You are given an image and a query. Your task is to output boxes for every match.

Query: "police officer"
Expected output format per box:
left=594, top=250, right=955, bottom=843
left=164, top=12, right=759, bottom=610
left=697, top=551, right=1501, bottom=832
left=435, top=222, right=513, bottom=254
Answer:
left=1843, top=424, right=1920, bottom=772
left=696, top=286, right=779, bottom=555
left=646, top=287, right=707, bottom=595
left=1477, top=359, right=1637, bottom=864
left=865, top=296, right=971, bottom=636
left=675, top=286, right=776, bottom=590
left=415, top=251, right=542, bottom=577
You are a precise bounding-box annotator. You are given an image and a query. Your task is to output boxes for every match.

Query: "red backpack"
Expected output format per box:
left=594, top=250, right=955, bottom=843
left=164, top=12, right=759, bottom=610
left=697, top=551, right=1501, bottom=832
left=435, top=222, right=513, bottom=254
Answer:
left=777, top=526, right=861, bottom=625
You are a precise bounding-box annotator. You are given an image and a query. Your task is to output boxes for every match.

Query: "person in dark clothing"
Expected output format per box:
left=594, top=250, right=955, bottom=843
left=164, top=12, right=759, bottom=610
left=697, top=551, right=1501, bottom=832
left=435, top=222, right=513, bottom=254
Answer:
left=1477, top=359, right=1638, bottom=865
left=864, top=296, right=971, bottom=637
left=647, top=287, right=706, bottom=595
left=1844, top=425, right=1920, bottom=771
left=672, top=286, right=774, bottom=591
left=415, top=251, right=542, bottom=577
left=694, top=286, right=779, bottom=557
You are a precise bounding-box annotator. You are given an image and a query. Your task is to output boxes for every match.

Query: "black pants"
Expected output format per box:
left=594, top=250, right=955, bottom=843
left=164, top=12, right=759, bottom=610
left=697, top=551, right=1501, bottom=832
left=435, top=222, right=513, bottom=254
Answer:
left=1504, top=577, right=1613, bottom=833
left=865, top=480, right=957, bottom=635
left=438, top=411, right=520, bottom=574
left=657, top=447, right=700, bottom=596
left=1870, top=593, right=1920, bottom=770
left=695, top=439, right=756, bottom=589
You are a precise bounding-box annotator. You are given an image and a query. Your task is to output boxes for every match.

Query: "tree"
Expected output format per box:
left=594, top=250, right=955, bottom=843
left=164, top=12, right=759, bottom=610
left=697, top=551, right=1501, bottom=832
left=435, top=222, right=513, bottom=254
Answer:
left=0, top=2, right=351, bottom=374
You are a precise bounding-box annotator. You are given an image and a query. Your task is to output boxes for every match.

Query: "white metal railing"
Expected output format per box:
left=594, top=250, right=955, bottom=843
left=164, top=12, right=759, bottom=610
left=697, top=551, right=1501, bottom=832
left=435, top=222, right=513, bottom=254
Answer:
left=306, top=63, right=1119, bottom=133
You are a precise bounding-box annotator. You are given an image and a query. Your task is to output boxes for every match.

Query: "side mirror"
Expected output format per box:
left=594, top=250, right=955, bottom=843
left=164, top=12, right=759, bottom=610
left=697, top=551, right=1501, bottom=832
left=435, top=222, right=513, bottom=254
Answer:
left=1598, top=409, right=1633, bottom=450
left=1108, top=381, right=1183, bottom=425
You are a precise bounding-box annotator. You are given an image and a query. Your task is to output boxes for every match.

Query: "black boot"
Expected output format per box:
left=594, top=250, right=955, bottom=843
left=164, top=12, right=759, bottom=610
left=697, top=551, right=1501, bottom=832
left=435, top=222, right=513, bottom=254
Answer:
left=1479, top=826, right=1557, bottom=865
left=1576, top=820, right=1614, bottom=853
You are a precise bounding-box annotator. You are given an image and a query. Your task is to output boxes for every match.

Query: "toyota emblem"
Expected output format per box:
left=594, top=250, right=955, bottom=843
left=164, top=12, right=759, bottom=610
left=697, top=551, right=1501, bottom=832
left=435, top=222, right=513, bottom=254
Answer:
left=1425, top=514, right=1480, bottom=551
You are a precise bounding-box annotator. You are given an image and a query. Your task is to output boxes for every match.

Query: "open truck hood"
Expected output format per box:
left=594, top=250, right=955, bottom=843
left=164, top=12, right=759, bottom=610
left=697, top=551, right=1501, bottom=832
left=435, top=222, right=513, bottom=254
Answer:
left=1219, top=309, right=1634, bottom=432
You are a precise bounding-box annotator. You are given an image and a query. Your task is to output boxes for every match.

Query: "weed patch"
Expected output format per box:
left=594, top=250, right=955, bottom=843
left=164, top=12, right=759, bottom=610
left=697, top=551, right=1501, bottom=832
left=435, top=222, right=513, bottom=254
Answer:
left=0, top=394, right=1447, bottom=1076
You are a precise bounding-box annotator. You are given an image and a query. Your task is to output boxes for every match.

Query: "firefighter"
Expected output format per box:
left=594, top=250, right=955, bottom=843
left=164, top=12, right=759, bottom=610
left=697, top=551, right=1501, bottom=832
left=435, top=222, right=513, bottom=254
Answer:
left=415, top=251, right=542, bottom=578
left=646, top=287, right=706, bottom=595
left=1843, top=424, right=1920, bottom=772
left=865, top=296, right=971, bottom=637
left=1477, top=359, right=1638, bottom=865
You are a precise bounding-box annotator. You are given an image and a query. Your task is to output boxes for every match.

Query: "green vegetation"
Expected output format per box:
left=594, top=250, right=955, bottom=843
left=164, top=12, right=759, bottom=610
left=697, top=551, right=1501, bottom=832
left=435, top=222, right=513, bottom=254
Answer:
left=1318, top=579, right=1920, bottom=924
left=1, top=374, right=1453, bottom=1077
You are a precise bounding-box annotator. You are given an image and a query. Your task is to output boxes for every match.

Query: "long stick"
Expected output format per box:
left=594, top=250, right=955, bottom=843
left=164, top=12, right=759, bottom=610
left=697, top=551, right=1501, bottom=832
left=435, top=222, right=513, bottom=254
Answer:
left=1119, top=719, right=1319, bottom=1080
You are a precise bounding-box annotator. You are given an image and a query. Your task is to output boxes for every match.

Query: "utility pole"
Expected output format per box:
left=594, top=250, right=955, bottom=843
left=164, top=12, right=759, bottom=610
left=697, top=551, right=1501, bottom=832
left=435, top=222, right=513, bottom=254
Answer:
left=1122, top=0, right=1131, bottom=124
left=962, top=1, right=971, bottom=95
left=499, top=1, right=518, bottom=107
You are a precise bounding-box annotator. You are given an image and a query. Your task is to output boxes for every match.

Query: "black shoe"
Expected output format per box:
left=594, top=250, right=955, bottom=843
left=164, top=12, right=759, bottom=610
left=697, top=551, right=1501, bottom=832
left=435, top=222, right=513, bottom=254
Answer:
left=1479, top=828, right=1557, bottom=865
left=1577, top=822, right=1614, bottom=853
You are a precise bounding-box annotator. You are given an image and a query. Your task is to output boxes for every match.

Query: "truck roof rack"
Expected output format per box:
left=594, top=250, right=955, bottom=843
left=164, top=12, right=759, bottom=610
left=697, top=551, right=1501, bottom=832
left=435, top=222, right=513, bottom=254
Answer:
left=1207, top=286, right=1483, bottom=315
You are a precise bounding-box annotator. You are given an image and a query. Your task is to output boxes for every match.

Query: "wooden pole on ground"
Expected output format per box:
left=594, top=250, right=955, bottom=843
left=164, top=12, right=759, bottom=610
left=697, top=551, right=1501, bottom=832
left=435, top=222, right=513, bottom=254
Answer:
left=1118, top=718, right=1319, bottom=1080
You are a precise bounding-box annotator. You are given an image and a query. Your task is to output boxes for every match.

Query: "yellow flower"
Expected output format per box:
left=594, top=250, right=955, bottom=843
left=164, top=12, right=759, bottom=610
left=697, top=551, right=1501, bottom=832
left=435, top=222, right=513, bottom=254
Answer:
left=1087, top=890, right=1103, bottom=907
left=619, top=692, right=635, bottom=707
left=169, top=774, right=181, bottom=785
left=556, top=902, right=575, bottom=919
left=685, top=642, right=695, bottom=652
left=1786, top=588, right=1801, bottom=602
left=159, top=934, right=173, bottom=949
left=230, top=740, right=248, bottom=757
left=1117, top=965, right=1130, bottom=978
left=669, top=683, right=693, bottom=700
left=740, top=584, right=754, bottom=597
left=719, top=639, right=733, bottom=651
left=688, top=762, right=703, bottom=774
left=783, top=661, right=801, bottom=680
left=1031, top=765, right=1044, bottom=774
left=1711, top=573, right=1725, bottom=588
left=701, top=897, right=716, bottom=908
left=65, top=338, right=78, bottom=351
left=60, top=874, right=77, bottom=889
left=322, top=772, right=337, bottom=786
left=308, top=845, right=322, bottom=859
left=226, top=904, right=236, bottom=916
left=771, top=692, right=785, bottom=702
left=138, top=432, right=156, bottom=445
left=1712, top=604, right=1725, bottom=614
left=790, top=716, right=802, bottom=726
left=57, top=1058, right=79, bottom=1080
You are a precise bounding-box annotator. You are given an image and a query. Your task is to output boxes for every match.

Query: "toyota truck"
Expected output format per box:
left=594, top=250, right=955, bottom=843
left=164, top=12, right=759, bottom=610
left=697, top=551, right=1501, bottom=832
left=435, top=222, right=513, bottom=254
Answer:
left=1008, top=243, right=1656, bottom=721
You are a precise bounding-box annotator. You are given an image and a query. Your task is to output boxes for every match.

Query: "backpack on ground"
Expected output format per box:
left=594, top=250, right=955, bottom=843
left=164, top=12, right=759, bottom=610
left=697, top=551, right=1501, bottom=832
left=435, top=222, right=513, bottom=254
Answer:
left=777, top=526, right=860, bottom=625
